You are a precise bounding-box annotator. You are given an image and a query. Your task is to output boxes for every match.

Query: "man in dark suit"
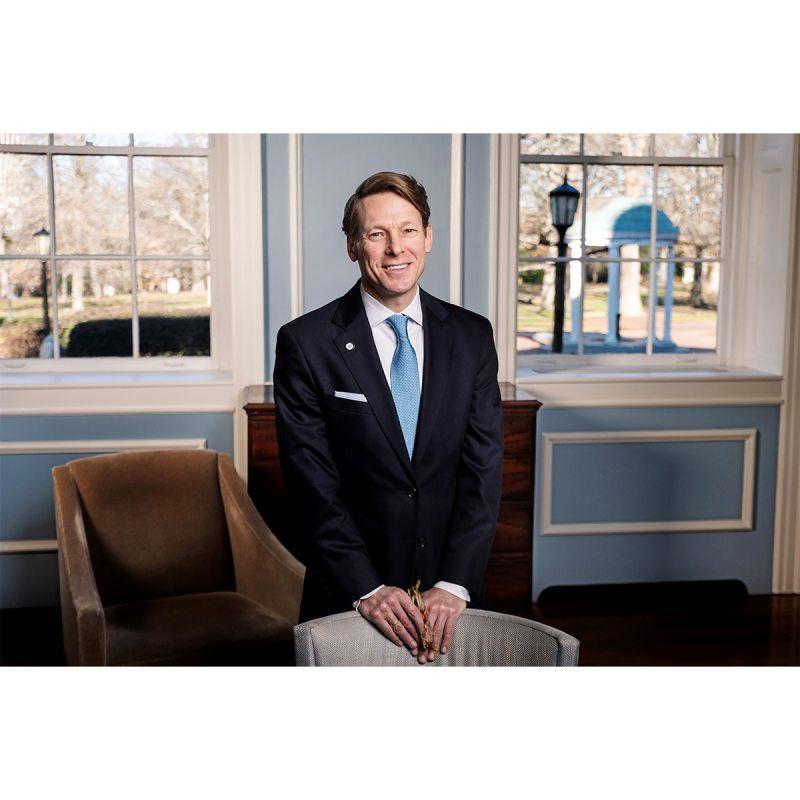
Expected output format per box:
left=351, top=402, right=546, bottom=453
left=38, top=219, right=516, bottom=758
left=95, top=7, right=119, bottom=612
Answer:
left=274, top=171, right=503, bottom=663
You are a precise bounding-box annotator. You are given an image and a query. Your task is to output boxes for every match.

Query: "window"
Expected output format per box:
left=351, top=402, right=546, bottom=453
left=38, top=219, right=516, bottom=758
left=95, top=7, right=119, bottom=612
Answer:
left=515, top=133, right=730, bottom=371
left=0, top=134, right=214, bottom=368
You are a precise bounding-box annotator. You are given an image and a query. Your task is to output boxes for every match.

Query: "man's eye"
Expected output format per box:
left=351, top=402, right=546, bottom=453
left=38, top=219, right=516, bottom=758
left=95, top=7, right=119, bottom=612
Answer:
left=404, top=228, right=417, bottom=234
left=368, top=232, right=383, bottom=239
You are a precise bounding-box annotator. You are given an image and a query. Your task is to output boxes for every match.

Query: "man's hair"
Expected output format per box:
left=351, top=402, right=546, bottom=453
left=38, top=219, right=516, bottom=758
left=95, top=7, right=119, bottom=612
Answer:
left=341, top=171, right=431, bottom=242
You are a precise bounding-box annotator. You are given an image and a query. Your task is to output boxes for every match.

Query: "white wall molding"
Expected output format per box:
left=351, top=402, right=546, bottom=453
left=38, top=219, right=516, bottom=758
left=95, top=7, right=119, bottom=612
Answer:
left=0, top=539, right=57, bottom=554
left=487, top=134, right=500, bottom=333
left=0, top=438, right=207, bottom=455
left=495, top=134, right=519, bottom=382
left=226, top=134, right=266, bottom=480
left=289, top=133, right=304, bottom=319
left=449, top=133, right=464, bottom=306
left=2, top=405, right=235, bottom=416
left=541, top=428, right=757, bottom=535
left=773, top=134, right=800, bottom=594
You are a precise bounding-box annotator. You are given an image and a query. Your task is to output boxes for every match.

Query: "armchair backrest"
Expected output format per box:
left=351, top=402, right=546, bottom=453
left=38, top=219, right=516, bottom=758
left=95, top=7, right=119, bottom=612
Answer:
left=63, top=449, right=234, bottom=606
left=294, top=609, right=580, bottom=666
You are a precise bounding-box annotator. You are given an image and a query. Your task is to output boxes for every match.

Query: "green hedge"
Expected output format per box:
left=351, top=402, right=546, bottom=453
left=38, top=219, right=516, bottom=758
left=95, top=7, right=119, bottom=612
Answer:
left=62, top=315, right=210, bottom=357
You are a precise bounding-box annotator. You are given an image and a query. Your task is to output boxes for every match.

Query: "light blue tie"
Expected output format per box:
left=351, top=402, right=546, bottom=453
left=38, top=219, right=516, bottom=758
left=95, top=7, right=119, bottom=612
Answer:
left=385, top=314, right=420, bottom=459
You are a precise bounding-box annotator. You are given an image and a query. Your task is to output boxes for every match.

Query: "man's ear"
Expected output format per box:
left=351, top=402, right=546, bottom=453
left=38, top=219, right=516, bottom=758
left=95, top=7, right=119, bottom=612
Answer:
left=424, top=224, right=433, bottom=253
left=346, top=237, right=359, bottom=262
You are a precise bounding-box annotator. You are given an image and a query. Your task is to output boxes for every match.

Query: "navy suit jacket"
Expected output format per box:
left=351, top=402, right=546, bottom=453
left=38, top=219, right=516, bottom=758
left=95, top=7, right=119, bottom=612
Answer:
left=273, top=280, right=503, bottom=622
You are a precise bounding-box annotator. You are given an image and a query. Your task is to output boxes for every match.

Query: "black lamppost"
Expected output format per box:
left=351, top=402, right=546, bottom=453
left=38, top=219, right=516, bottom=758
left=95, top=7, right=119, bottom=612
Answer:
left=549, top=175, right=581, bottom=353
left=33, top=227, right=51, bottom=337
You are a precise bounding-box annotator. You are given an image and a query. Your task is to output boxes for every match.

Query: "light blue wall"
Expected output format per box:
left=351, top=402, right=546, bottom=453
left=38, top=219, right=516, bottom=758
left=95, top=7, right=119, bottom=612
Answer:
left=533, top=405, right=779, bottom=598
left=302, top=134, right=452, bottom=312
left=0, top=413, right=233, bottom=608
left=551, top=439, right=745, bottom=523
left=262, top=134, right=474, bottom=376
left=462, top=134, right=492, bottom=318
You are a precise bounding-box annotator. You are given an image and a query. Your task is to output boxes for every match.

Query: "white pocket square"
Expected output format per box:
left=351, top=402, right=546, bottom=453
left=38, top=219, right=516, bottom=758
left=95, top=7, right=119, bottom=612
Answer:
left=334, top=391, right=368, bottom=402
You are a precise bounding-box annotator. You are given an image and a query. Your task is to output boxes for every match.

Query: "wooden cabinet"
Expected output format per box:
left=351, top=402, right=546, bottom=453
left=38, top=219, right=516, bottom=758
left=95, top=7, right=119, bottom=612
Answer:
left=244, top=383, right=540, bottom=612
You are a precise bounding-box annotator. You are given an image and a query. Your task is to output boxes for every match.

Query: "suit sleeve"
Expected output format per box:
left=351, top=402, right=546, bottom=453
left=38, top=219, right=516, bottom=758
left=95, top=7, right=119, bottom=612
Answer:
left=273, top=325, right=383, bottom=604
left=436, top=318, right=503, bottom=598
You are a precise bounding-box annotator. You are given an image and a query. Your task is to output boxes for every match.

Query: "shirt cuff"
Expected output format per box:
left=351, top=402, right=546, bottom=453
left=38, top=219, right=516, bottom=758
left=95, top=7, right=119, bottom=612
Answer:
left=353, top=584, right=385, bottom=611
left=434, top=581, right=471, bottom=603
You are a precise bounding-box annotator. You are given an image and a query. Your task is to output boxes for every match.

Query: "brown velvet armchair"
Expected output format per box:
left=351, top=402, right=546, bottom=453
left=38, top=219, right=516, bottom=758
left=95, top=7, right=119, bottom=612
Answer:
left=52, top=449, right=305, bottom=666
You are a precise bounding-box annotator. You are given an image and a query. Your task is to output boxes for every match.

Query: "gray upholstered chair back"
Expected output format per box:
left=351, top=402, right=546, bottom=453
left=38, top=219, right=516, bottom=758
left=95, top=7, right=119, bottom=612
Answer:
left=294, top=609, right=579, bottom=666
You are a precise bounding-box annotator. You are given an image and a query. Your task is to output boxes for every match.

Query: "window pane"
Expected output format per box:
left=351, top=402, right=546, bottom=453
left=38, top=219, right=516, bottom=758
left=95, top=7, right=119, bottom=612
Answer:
left=56, top=260, right=133, bottom=358
left=580, top=164, right=655, bottom=244
left=655, top=134, right=720, bottom=158
left=0, top=134, right=49, bottom=145
left=132, top=134, right=208, bottom=148
left=584, top=134, right=652, bottom=157
left=520, top=163, right=582, bottom=255
left=517, top=264, right=575, bottom=354
left=133, top=157, right=209, bottom=256
left=655, top=258, right=718, bottom=353
left=582, top=259, right=652, bottom=354
left=0, top=154, right=49, bottom=253
left=0, top=260, right=54, bottom=358
left=137, top=260, right=210, bottom=357
left=574, top=165, right=657, bottom=294
left=656, top=166, right=723, bottom=260
left=577, top=167, right=656, bottom=354
left=53, top=134, right=130, bottom=146
left=520, top=134, right=580, bottom=156
left=54, top=156, right=129, bottom=254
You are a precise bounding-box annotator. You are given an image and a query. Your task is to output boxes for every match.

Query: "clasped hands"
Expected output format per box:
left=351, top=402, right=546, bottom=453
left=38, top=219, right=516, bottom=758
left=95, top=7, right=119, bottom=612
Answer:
left=357, top=585, right=466, bottom=664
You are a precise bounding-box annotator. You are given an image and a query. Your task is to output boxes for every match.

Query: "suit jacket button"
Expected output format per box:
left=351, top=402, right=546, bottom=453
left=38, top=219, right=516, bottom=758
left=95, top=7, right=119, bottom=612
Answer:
left=407, top=488, right=418, bottom=499
left=417, top=537, right=426, bottom=549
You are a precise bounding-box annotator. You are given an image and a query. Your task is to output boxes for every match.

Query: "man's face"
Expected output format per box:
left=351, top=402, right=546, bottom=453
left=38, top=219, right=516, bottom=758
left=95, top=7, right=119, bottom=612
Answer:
left=347, top=191, right=432, bottom=308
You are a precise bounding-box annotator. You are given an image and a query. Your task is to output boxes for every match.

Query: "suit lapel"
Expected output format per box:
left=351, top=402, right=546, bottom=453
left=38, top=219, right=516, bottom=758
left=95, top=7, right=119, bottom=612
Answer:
left=332, top=282, right=414, bottom=480
left=412, top=289, right=454, bottom=469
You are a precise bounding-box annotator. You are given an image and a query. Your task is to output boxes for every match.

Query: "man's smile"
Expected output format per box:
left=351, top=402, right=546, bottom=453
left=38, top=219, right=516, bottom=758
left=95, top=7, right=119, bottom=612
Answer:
left=383, top=263, right=410, bottom=271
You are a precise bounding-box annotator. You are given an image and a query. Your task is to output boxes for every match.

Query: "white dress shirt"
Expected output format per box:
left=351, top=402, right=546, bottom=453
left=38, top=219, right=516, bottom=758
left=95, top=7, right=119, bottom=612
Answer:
left=352, top=282, right=470, bottom=610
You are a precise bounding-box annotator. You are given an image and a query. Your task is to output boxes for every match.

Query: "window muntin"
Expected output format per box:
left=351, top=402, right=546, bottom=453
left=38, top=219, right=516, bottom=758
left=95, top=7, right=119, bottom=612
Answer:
left=517, top=133, right=727, bottom=368
left=0, top=134, right=211, bottom=363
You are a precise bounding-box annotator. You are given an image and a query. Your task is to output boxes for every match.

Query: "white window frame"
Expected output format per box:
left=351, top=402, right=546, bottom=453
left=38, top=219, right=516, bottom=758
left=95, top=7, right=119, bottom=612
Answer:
left=496, top=133, right=736, bottom=377
left=0, top=134, right=229, bottom=374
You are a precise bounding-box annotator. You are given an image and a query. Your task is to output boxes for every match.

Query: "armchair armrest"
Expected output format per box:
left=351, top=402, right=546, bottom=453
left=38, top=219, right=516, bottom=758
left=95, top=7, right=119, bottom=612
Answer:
left=217, top=453, right=305, bottom=624
left=52, top=466, right=106, bottom=666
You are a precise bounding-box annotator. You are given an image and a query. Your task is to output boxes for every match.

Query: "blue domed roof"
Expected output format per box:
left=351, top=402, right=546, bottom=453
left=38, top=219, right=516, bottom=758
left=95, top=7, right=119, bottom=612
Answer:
left=568, top=196, right=679, bottom=245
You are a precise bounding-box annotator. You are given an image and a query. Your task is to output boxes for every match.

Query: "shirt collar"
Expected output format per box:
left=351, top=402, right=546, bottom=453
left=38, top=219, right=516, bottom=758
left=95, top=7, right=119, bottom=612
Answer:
left=359, top=282, right=423, bottom=329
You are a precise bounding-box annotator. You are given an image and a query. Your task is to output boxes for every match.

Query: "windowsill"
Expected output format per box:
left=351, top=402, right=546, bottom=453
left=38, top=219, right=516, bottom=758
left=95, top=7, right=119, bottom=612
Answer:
left=514, top=365, right=782, bottom=408
left=0, top=369, right=234, bottom=389
left=516, top=366, right=782, bottom=384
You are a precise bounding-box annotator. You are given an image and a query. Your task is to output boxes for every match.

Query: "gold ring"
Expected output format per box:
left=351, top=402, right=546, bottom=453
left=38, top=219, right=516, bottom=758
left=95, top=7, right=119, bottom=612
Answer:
left=391, top=619, right=402, bottom=629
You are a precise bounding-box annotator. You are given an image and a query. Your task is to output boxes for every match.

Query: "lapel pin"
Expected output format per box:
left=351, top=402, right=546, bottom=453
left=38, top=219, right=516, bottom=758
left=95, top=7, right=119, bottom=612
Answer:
left=345, top=342, right=355, bottom=351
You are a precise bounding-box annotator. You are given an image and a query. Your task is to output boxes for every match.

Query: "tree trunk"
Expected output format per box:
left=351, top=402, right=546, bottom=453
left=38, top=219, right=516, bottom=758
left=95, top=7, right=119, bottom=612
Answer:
left=690, top=249, right=706, bottom=308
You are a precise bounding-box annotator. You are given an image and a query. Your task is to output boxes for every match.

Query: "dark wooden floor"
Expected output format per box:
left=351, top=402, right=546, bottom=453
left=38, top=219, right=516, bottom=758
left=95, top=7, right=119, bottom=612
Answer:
left=2, top=581, right=798, bottom=666
left=528, top=581, right=800, bottom=666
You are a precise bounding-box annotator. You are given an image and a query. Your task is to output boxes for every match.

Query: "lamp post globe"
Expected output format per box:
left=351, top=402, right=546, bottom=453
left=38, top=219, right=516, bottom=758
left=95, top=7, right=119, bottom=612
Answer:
left=549, top=174, right=581, bottom=234
left=34, top=227, right=51, bottom=257
left=548, top=175, right=581, bottom=353
left=33, top=227, right=52, bottom=339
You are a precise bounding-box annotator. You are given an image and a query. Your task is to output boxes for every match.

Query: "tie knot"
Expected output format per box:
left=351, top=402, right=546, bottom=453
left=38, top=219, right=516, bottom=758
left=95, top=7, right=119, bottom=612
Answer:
left=386, top=314, right=410, bottom=341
